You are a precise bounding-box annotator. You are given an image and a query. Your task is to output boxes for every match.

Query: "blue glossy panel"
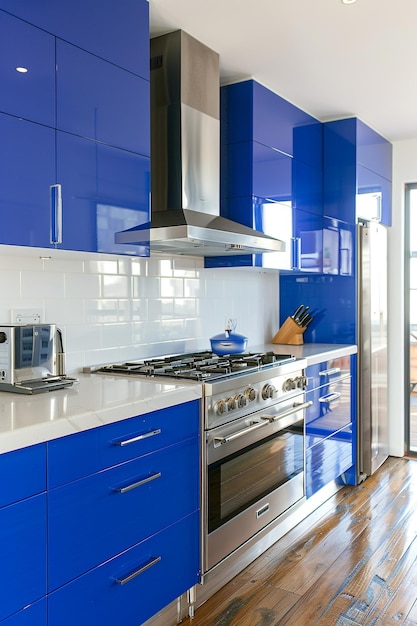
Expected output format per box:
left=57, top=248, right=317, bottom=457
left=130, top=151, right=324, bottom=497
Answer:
left=322, top=217, right=355, bottom=276
left=323, top=121, right=357, bottom=224
left=356, top=118, right=392, bottom=180
left=1, top=599, right=46, bottom=626
left=306, top=425, right=353, bottom=498
left=306, top=357, right=351, bottom=391
left=0, top=114, right=55, bottom=248
left=48, top=400, right=199, bottom=488
left=56, top=40, right=150, bottom=155
left=292, top=159, right=322, bottom=216
left=0, top=0, right=150, bottom=79
left=305, top=377, right=351, bottom=436
left=0, top=11, right=55, bottom=126
left=48, top=511, right=200, bottom=626
left=0, top=444, right=46, bottom=508
left=357, top=165, right=392, bottom=227
left=293, top=121, right=323, bottom=170
left=222, top=80, right=320, bottom=160
left=293, top=209, right=323, bottom=272
left=0, top=494, right=47, bottom=622
left=56, top=131, right=150, bottom=254
left=279, top=274, right=357, bottom=344
left=252, top=143, right=292, bottom=200
left=48, top=437, right=199, bottom=590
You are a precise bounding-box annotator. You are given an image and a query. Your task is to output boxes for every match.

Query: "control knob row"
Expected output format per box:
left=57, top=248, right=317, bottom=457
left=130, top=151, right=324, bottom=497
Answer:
left=282, top=376, right=307, bottom=392
left=213, top=386, right=257, bottom=415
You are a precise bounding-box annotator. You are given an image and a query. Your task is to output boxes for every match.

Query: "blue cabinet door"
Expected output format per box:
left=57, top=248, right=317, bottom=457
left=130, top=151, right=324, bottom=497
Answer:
left=0, top=0, right=150, bottom=79
left=0, top=494, right=47, bottom=622
left=56, top=40, right=150, bottom=155
left=48, top=511, right=200, bottom=626
left=306, top=425, right=353, bottom=498
left=0, top=443, right=46, bottom=507
left=0, top=11, right=55, bottom=127
left=0, top=114, right=55, bottom=248
left=1, top=599, right=46, bottom=626
left=56, top=131, right=150, bottom=254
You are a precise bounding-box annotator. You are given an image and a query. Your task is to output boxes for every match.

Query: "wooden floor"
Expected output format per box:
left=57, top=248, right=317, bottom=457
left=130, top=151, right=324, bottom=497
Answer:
left=184, top=456, right=417, bottom=626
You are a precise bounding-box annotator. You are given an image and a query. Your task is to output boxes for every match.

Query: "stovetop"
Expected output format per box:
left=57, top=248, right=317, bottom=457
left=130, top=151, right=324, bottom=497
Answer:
left=92, top=351, right=296, bottom=382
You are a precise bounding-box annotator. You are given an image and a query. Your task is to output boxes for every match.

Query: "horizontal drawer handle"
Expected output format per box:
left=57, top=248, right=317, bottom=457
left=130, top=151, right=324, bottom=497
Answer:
left=115, top=556, right=161, bottom=585
left=113, top=471, right=162, bottom=494
left=114, top=428, right=162, bottom=447
left=319, top=367, right=341, bottom=377
left=319, top=392, right=342, bottom=404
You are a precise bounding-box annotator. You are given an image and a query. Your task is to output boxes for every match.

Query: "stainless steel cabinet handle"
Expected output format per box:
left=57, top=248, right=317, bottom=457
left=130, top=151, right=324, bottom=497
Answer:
left=291, top=237, right=301, bottom=270
left=319, top=392, right=342, bottom=404
left=261, top=400, right=313, bottom=423
left=319, top=367, right=341, bottom=377
left=115, top=556, right=161, bottom=585
left=50, top=184, right=62, bottom=244
left=113, top=471, right=161, bottom=494
left=114, top=428, right=161, bottom=446
left=214, top=420, right=269, bottom=444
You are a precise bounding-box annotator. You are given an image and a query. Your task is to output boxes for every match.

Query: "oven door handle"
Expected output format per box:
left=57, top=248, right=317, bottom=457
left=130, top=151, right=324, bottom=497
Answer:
left=260, top=400, right=313, bottom=423
left=214, top=419, right=269, bottom=444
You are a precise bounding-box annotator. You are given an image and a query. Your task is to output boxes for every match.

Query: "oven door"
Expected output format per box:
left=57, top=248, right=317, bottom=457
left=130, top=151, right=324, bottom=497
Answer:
left=203, top=395, right=310, bottom=573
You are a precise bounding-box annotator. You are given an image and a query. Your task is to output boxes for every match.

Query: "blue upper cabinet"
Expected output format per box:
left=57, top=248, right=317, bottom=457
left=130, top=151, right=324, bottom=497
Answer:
left=0, top=0, right=149, bottom=79
left=323, top=117, right=392, bottom=226
left=207, top=79, right=323, bottom=269
left=0, top=11, right=55, bottom=126
left=0, top=2, right=150, bottom=255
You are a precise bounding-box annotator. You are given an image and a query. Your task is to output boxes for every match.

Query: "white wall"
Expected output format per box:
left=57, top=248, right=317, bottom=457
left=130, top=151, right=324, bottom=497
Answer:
left=0, top=245, right=279, bottom=373
left=389, top=139, right=417, bottom=457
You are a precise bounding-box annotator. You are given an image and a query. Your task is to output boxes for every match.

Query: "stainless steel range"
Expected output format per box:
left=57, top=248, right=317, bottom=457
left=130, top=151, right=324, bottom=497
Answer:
left=92, top=351, right=311, bottom=581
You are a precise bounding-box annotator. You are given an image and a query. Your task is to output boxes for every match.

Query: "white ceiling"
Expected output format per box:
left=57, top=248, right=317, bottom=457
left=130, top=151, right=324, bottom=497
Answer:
left=149, top=0, right=417, bottom=143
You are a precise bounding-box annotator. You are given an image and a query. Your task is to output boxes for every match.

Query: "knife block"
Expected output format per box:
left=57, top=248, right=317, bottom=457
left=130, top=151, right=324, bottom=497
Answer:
left=272, top=317, right=306, bottom=345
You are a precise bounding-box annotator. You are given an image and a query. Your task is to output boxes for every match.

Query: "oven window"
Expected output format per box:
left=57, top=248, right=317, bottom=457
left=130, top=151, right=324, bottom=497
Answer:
left=208, top=421, right=304, bottom=533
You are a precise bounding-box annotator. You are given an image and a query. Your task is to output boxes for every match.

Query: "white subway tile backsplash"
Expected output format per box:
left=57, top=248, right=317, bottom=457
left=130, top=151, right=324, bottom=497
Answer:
left=0, top=246, right=278, bottom=373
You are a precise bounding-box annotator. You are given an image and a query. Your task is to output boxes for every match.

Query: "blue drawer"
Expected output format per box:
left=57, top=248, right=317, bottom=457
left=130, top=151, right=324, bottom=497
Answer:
left=0, top=494, right=47, bottom=622
left=306, top=425, right=353, bottom=498
left=47, top=511, right=200, bottom=626
left=48, top=436, right=200, bottom=591
left=306, top=376, right=351, bottom=436
left=0, top=444, right=46, bottom=508
left=306, top=355, right=351, bottom=391
left=48, top=400, right=200, bottom=487
left=0, top=599, right=46, bottom=626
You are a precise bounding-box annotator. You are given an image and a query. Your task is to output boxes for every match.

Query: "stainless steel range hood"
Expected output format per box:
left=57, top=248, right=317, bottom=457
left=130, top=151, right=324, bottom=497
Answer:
left=116, top=30, right=285, bottom=257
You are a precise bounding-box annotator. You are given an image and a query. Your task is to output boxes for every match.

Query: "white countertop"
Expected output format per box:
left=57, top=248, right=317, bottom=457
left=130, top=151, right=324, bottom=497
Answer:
left=0, top=343, right=356, bottom=455
left=0, top=373, right=202, bottom=455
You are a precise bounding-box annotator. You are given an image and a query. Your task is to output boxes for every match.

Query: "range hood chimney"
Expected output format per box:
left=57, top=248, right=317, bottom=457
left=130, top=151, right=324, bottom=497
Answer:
left=116, top=30, right=285, bottom=257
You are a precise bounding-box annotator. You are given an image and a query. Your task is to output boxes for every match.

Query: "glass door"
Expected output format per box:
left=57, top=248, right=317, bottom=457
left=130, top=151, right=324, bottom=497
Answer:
left=406, top=183, right=417, bottom=453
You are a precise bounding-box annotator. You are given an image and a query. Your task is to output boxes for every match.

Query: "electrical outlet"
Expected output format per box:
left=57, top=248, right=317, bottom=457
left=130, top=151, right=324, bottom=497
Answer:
left=13, top=309, right=42, bottom=324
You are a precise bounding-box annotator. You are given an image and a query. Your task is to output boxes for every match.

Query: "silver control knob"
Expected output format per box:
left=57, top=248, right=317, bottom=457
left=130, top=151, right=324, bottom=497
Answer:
left=244, top=386, right=257, bottom=402
left=214, top=399, right=227, bottom=415
left=261, top=384, right=277, bottom=400
left=226, top=396, right=236, bottom=411
left=234, top=393, right=248, bottom=409
left=282, top=378, right=296, bottom=392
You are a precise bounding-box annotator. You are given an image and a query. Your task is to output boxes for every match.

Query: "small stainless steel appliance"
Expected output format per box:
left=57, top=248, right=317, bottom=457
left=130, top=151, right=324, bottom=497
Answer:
left=0, top=324, right=77, bottom=394
left=91, top=350, right=311, bottom=580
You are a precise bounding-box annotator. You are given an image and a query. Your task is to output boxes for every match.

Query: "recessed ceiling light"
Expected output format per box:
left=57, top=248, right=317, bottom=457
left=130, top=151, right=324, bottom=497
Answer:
left=342, top=0, right=357, bottom=4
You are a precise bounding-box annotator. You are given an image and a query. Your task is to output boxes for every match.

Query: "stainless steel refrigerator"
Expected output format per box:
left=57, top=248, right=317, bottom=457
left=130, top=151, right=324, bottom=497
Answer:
left=357, top=221, right=389, bottom=481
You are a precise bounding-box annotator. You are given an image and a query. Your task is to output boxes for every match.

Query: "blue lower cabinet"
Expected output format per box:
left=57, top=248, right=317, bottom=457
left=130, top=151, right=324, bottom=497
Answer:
left=0, top=494, right=47, bottom=623
left=47, top=511, right=200, bottom=626
left=0, top=443, right=46, bottom=508
left=306, top=425, right=353, bottom=498
left=48, top=437, right=199, bottom=591
left=0, top=599, right=46, bottom=626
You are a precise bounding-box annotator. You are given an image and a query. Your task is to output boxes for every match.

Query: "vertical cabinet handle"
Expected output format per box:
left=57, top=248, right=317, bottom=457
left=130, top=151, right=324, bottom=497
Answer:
left=291, top=237, right=301, bottom=270
left=50, top=184, right=62, bottom=244
left=115, top=556, right=161, bottom=585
